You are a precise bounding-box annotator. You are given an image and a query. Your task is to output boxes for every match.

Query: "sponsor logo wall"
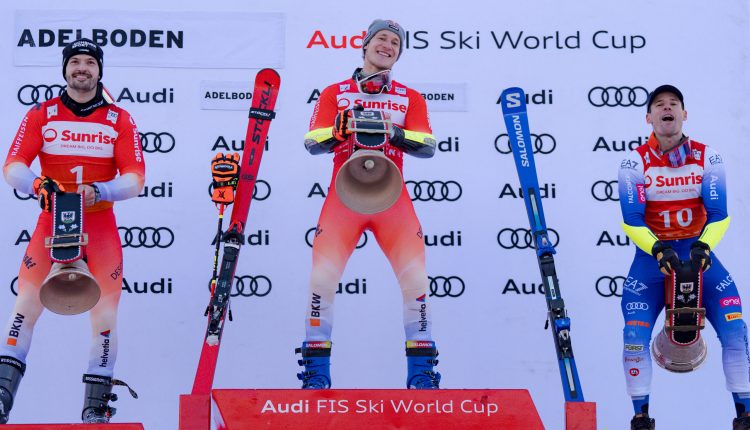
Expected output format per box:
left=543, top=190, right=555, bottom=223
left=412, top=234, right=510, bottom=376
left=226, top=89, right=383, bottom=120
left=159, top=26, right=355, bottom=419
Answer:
left=1, top=2, right=748, bottom=429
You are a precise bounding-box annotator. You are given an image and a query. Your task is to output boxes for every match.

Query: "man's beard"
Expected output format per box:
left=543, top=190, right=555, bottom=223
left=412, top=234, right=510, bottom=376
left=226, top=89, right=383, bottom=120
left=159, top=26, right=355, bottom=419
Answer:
left=67, top=74, right=98, bottom=92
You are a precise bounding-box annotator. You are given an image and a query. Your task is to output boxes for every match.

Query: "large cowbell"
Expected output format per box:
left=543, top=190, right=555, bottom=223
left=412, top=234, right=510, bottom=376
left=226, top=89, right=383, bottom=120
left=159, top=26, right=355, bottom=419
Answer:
left=41, top=192, right=100, bottom=315
left=651, top=262, right=707, bottom=373
left=334, top=109, right=402, bottom=214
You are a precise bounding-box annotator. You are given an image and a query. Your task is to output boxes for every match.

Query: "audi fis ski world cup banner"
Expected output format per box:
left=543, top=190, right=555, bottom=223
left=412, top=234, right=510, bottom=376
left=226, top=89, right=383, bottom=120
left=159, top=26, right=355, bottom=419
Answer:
left=1, top=1, right=749, bottom=429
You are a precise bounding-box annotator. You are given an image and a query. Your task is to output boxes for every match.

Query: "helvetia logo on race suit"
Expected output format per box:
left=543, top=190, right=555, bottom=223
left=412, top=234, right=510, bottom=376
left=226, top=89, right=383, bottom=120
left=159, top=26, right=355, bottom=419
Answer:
left=416, top=295, right=428, bottom=332
left=99, top=330, right=111, bottom=368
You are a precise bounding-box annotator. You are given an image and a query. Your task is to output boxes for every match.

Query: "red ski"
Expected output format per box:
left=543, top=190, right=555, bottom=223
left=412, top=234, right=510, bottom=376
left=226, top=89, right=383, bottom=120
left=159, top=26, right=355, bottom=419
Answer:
left=191, top=68, right=280, bottom=395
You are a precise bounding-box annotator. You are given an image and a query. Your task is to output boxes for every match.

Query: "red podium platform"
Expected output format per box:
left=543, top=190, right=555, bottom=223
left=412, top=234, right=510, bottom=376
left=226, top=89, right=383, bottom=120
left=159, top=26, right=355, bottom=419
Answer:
left=2, top=425, right=144, bottom=429
left=180, top=389, right=596, bottom=429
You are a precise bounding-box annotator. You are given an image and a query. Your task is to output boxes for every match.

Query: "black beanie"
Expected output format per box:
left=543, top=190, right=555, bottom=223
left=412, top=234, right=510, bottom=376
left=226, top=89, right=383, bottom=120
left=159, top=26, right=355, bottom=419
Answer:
left=62, top=38, right=103, bottom=79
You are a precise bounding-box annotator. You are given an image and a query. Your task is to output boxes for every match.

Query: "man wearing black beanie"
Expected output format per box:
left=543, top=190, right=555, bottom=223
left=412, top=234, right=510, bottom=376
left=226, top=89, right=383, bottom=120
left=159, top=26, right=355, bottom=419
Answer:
left=0, top=38, right=145, bottom=424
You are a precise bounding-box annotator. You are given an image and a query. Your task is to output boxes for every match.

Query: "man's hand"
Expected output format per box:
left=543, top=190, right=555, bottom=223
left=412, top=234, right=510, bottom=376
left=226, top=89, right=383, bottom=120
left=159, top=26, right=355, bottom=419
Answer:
left=690, top=240, right=712, bottom=272
left=32, top=176, right=65, bottom=212
left=76, top=184, right=99, bottom=208
left=211, top=152, right=241, bottom=205
left=652, top=240, right=681, bottom=276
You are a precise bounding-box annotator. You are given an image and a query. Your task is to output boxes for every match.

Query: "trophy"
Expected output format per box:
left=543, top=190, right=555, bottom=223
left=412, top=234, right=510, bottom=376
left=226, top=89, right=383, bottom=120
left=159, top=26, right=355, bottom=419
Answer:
left=40, top=192, right=100, bottom=315
left=651, top=261, right=707, bottom=372
left=334, top=108, right=403, bottom=214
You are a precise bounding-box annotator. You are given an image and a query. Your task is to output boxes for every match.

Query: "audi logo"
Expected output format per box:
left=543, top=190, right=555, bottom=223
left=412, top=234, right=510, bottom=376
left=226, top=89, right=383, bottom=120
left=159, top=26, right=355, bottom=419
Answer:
left=118, top=226, right=175, bottom=249
left=626, top=302, right=649, bottom=311
left=208, top=275, right=271, bottom=297
left=596, top=276, right=625, bottom=297
left=406, top=180, right=462, bottom=202
left=305, top=227, right=368, bottom=249
left=494, top=133, right=556, bottom=155
left=588, top=86, right=649, bottom=107
left=591, top=180, right=619, bottom=201
left=139, top=132, right=175, bottom=153
left=17, top=84, right=65, bottom=105
left=10, top=277, right=18, bottom=296
left=428, top=276, right=465, bottom=298
left=14, top=189, right=34, bottom=201
left=497, top=228, right=559, bottom=250
left=206, top=179, right=271, bottom=201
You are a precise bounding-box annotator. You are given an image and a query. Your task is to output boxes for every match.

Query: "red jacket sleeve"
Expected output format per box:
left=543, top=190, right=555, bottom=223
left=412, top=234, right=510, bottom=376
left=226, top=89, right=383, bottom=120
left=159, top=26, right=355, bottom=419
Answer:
left=5, top=104, right=44, bottom=169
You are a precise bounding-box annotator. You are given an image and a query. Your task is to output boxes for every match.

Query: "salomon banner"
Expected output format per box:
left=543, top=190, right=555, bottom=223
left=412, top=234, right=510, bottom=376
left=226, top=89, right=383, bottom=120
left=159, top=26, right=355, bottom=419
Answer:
left=0, top=1, right=749, bottom=429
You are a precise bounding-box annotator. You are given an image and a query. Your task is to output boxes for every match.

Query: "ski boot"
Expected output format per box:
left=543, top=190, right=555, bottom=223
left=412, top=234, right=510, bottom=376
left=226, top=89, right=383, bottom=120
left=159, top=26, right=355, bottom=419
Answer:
left=734, top=413, right=750, bottom=430
left=406, top=340, right=440, bottom=389
left=0, top=356, right=25, bottom=424
left=81, top=374, right=138, bottom=424
left=630, top=413, right=655, bottom=430
left=296, top=341, right=331, bottom=389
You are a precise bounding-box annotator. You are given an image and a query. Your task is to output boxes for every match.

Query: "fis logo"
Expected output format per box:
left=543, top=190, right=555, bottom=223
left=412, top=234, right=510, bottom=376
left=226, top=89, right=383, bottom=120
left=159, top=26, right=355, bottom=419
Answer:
left=416, top=294, right=426, bottom=303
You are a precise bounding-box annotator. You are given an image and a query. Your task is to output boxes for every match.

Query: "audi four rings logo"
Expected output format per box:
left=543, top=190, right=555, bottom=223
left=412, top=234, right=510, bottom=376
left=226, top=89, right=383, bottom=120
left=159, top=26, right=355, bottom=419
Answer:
left=17, top=84, right=65, bottom=105
left=588, top=86, right=649, bottom=107
left=497, top=228, right=559, bottom=249
left=14, top=189, right=34, bottom=201
left=406, top=180, right=462, bottom=202
left=233, top=275, right=272, bottom=297
left=591, top=180, right=619, bottom=201
left=10, top=277, right=18, bottom=296
left=626, top=302, right=649, bottom=311
left=305, top=228, right=368, bottom=249
left=205, top=276, right=271, bottom=297
left=495, top=133, right=556, bottom=154
left=118, top=227, right=175, bottom=248
left=139, top=132, right=175, bottom=153
left=596, top=276, right=625, bottom=297
left=428, top=276, right=465, bottom=298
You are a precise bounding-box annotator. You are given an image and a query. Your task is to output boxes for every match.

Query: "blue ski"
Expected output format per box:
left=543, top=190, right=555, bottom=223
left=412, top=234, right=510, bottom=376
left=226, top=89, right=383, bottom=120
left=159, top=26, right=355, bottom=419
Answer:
left=500, top=87, right=585, bottom=402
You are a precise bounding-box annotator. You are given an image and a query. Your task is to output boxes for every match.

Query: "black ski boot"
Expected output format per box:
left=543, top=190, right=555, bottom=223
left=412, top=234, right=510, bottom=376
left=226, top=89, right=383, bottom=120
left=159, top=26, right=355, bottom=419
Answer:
left=0, top=356, right=25, bottom=424
left=734, top=413, right=750, bottom=430
left=630, top=413, right=655, bottom=430
left=81, top=374, right=138, bottom=424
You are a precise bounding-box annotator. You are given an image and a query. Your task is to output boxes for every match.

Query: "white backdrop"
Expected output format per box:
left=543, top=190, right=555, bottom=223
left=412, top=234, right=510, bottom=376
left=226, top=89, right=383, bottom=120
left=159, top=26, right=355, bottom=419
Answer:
left=1, top=1, right=750, bottom=429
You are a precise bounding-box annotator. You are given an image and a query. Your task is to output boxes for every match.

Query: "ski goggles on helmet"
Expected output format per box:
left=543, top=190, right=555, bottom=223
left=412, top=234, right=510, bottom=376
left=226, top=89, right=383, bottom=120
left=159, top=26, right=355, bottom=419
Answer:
left=357, top=69, right=391, bottom=94
left=663, top=137, right=692, bottom=167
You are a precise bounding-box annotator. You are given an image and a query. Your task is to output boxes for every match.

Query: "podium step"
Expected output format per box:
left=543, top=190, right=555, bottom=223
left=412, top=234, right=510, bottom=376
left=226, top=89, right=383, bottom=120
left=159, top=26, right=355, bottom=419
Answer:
left=209, top=389, right=545, bottom=429
left=2, top=425, right=144, bottom=429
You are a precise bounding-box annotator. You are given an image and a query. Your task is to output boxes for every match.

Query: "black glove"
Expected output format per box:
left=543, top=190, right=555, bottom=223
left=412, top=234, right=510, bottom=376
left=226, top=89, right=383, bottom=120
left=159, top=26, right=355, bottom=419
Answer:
left=333, top=105, right=364, bottom=142
left=32, top=176, right=65, bottom=212
left=690, top=240, right=712, bottom=272
left=652, top=240, right=681, bottom=276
